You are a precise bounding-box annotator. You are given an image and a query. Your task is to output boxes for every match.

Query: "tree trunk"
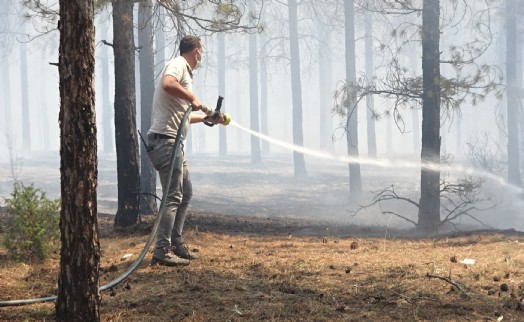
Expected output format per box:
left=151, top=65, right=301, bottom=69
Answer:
left=288, top=0, right=307, bottom=178
left=496, top=16, right=506, bottom=152
left=260, top=36, right=269, bottom=154
left=1, top=54, right=12, bottom=135
left=364, top=9, right=376, bottom=158
left=154, top=4, right=165, bottom=80
left=20, top=22, right=30, bottom=153
left=39, top=63, right=50, bottom=151
left=344, top=0, right=362, bottom=198
left=249, top=0, right=261, bottom=163
left=410, top=45, right=421, bottom=155
left=56, top=0, right=100, bottom=320
left=99, top=13, right=114, bottom=154
left=113, top=0, right=140, bottom=227
left=318, top=22, right=333, bottom=152
left=138, top=0, right=157, bottom=215
left=218, top=32, right=228, bottom=157
left=418, top=0, right=441, bottom=232
left=506, top=0, right=522, bottom=186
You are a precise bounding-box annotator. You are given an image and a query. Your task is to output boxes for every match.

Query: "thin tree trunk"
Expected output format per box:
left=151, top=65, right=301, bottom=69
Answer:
left=506, top=0, right=522, bottom=186
left=249, top=0, right=261, bottom=163
left=99, top=13, right=114, bottom=154
left=1, top=54, right=12, bottom=135
left=318, top=22, right=333, bottom=152
left=259, top=4, right=269, bottom=154
left=344, top=0, right=362, bottom=197
left=288, top=0, right=307, bottom=178
left=260, top=37, right=269, bottom=154
left=113, top=0, right=140, bottom=227
left=410, top=45, right=421, bottom=155
left=418, top=0, right=441, bottom=232
left=154, top=4, right=165, bottom=80
left=496, top=15, right=506, bottom=152
left=364, top=9, right=376, bottom=158
left=138, top=0, right=157, bottom=214
left=56, top=0, right=100, bottom=320
left=20, top=22, right=30, bottom=152
left=218, top=32, right=228, bottom=156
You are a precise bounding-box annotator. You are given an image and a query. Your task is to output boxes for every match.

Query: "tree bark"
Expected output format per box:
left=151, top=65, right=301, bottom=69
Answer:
left=364, top=9, right=376, bottom=158
left=56, top=0, right=100, bottom=320
left=318, top=22, right=333, bottom=152
left=218, top=32, right=228, bottom=157
left=99, top=12, right=114, bottom=154
left=154, top=4, right=165, bottom=80
left=138, top=0, right=157, bottom=215
left=113, top=0, right=140, bottom=227
left=506, top=0, right=522, bottom=186
left=1, top=53, right=13, bottom=136
left=20, top=22, right=30, bottom=153
left=249, top=0, right=261, bottom=163
left=288, top=0, right=307, bottom=178
left=260, top=35, right=269, bottom=154
left=344, top=0, right=362, bottom=198
left=418, top=0, right=441, bottom=232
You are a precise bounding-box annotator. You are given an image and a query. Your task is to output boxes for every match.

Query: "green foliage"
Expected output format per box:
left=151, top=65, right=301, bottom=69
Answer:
left=2, top=182, right=60, bottom=261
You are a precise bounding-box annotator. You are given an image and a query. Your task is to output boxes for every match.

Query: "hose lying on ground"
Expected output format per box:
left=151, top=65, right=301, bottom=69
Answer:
left=0, top=108, right=192, bottom=307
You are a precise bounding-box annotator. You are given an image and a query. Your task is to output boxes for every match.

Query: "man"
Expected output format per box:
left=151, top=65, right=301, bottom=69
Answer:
left=147, top=35, right=225, bottom=266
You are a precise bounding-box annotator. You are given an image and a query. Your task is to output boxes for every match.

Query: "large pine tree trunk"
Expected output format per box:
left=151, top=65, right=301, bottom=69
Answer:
left=113, top=0, right=140, bottom=227
left=344, top=0, right=362, bottom=198
left=418, top=0, right=441, bottom=232
left=138, top=0, right=157, bottom=215
left=56, top=0, right=100, bottom=320
left=506, top=0, right=522, bottom=186
left=288, top=0, right=307, bottom=178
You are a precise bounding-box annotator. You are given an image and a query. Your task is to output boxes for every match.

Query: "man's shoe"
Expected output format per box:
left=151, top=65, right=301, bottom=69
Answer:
left=172, top=243, right=199, bottom=260
left=151, top=247, right=190, bottom=266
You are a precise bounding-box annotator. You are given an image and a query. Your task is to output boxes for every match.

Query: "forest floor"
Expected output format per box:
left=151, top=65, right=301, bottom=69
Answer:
left=1, top=153, right=524, bottom=321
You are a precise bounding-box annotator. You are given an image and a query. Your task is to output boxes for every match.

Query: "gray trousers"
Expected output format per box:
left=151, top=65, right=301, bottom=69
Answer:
left=147, top=134, right=192, bottom=249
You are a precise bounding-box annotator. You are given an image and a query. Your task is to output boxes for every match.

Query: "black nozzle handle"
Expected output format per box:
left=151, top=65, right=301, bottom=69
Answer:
left=216, top=96, right=224, bottom=113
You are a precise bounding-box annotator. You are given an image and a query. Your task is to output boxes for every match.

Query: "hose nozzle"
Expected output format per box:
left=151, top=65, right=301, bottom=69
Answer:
left=222, top=113, right=231, bottom=126
left=203, top=96, right=232, bottom=127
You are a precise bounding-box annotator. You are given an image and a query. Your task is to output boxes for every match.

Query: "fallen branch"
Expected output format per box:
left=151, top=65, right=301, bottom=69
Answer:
left=426, top=273, right=466, bottom=293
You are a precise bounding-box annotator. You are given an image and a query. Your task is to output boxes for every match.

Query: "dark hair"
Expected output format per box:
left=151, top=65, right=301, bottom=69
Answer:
left=179, top=35, right=202, bottom=55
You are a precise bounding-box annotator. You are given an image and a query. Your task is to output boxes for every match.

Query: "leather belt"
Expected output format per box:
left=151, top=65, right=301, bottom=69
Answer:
left=151, top=133, right=175, bottom=140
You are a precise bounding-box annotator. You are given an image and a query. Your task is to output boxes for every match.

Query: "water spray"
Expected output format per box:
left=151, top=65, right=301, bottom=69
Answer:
left=229, top=120, right=524, bottom=197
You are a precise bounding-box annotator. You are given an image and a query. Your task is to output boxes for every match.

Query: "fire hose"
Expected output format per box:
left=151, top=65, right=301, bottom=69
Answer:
left=0, top=96, right=230, bottom=307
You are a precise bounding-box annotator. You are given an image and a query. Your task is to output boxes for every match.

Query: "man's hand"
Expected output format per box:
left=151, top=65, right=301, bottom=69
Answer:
left=214, top=113, right=226, bottom=124
left=190, top=99, right=202, bottom=111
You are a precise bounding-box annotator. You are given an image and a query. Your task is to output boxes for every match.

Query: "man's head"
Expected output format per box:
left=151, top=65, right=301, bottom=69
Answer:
left=180, top=35, right=203, bottom=70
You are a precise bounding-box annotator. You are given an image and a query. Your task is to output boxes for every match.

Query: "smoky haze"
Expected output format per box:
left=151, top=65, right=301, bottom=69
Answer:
left=0, top=0, right=522, bottom=234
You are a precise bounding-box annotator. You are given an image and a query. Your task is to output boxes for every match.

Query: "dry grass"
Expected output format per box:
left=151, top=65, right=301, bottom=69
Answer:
left=1, top=212, right=524, bottom=322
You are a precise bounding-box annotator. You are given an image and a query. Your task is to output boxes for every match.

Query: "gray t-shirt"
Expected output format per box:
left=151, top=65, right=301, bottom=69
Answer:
left=148, top=56, right=193, bottom=139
